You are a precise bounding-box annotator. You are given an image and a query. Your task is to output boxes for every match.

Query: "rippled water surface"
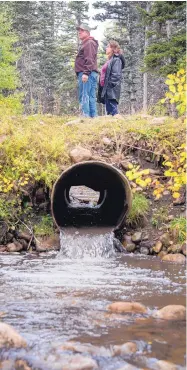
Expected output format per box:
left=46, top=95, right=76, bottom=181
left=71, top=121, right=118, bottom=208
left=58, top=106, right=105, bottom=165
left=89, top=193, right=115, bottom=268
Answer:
left=0, top=231, right=186, bottom=369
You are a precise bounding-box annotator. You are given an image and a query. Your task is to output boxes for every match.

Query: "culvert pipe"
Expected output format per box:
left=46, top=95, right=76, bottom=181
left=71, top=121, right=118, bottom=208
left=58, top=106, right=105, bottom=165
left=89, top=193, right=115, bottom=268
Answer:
left=51, top=161, right=132, bottom=232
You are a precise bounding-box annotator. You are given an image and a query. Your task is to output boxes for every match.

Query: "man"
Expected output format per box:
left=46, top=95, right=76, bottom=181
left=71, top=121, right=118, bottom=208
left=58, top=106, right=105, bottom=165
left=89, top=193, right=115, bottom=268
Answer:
left=75, top=23, right=98, bottom=118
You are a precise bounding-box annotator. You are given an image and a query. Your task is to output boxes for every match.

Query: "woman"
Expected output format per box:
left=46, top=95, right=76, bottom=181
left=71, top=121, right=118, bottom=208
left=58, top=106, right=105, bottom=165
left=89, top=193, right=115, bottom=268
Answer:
left=98, top=40, right=125, bottom=116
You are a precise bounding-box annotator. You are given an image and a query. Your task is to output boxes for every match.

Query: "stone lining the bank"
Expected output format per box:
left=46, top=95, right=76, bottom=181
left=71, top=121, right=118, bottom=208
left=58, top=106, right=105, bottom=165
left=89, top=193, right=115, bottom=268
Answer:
left=0, top=229, right=186, bottom=264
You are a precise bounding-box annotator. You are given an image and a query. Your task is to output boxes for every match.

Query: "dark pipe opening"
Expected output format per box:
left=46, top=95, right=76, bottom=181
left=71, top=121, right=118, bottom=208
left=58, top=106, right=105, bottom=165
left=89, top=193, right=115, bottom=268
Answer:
left=51, top=161, right=132, bottom=231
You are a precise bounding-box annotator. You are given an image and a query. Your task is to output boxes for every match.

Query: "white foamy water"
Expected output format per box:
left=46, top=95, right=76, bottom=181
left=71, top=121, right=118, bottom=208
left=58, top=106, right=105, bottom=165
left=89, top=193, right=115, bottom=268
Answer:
left=59, top=228, right=116, bottom=258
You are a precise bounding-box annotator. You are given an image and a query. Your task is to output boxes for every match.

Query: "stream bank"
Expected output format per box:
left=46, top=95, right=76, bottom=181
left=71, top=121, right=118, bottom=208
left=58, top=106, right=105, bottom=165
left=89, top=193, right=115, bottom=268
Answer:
left=0, top=114, right=186, bottom=263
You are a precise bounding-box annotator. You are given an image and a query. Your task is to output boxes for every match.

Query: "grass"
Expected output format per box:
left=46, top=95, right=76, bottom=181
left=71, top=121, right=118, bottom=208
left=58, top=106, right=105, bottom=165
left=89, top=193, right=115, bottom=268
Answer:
left=34, top=215, right=54, bottom=237
left=151, top=206, right=169, bottom=228
left=126, top=193, right=149, bottom=227
left=169, top=217, right=186, bottom=243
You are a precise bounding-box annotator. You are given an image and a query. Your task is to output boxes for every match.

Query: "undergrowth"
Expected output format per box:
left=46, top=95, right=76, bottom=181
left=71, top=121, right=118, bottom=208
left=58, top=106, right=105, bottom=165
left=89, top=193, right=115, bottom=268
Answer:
left=169, top=217, right=186, bottom=243
left=34, top=215, right=54, bottom=237
left=126, top=193, right=149, bottom=227
left=151, top=207, right=169, bottom=228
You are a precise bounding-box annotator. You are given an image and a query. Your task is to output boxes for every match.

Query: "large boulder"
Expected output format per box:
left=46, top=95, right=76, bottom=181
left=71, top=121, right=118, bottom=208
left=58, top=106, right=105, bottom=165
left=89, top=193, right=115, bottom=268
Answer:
left=0, top=322, right=27, bottom=348
left=117, top=365, right=143, bottom=370
left=182, top=242, right=186, bottom=256
left=161, top=254, right=186, bottom=264
left=169, top=244, right=182, bottom=253
left=6, top=241, right=23, bottom=253
left=15, top=360, right=32, bottom=370
left=102, top=137, right=112, bottom=146
left=154, top=360, right=177, bottom=370
left=0, top=360, right=15, bottom=369
left=60, top=341, right=110, bottom=357
left=63, top=354, right=98, bottom=370
left=159, top=233, right=170, bottom=247
left=35, top=234, right=60, bottom=252
left=152, top=241, right=162, bottom=254
left=131, top=232, right=142, bottom=244
left=139, top=240, right=154, bottom=249
left=107, top=302, right=147, bottom=314
left=70, top=147, right=92, bottom=163
left=140, top=246, right=149, bottom=255
left=158, top=251, right=168, bottom=259
left=153, top=305, right=186, bottom=321
left=120, top=160, right=133, bottom=171
left=113, top=342, right=137, bottom=356
left=18, top=239, right=28, bottom=250
left=0, top=222, right=8, bottom=244
left=125, top=243, right=136, bottom=253
left=151, top=117, right=167, bottom=125
left=17, top=231, right=32, bottom=242
left=0, top=245, right=7, bottom=253
left=5, top=232, right=14, bottom=243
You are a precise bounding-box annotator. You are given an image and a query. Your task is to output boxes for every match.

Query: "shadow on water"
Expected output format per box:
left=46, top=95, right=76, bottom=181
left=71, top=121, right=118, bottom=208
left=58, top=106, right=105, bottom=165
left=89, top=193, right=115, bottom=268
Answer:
left=0, top=229, right=186, bottom=369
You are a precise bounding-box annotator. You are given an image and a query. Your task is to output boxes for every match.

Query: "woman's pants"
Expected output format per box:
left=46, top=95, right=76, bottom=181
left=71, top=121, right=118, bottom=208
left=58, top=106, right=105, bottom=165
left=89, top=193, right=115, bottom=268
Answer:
left=105, top=98, right=118, bottom=116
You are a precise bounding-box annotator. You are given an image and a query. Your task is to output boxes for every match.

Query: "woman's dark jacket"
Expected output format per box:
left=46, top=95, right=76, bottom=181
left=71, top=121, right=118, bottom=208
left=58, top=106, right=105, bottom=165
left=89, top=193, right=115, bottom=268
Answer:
left=98, top=54, right=125, bottom=104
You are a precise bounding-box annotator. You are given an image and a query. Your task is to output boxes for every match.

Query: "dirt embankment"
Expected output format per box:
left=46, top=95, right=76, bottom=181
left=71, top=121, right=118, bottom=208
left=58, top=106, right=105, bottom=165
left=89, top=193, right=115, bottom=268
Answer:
left=0, top=114, right=186, bottom=262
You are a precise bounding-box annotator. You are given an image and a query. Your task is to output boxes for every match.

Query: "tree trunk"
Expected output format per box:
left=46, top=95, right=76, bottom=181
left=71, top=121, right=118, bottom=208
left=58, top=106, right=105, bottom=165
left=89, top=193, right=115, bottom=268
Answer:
left=143, top=2, right=151, bottom=113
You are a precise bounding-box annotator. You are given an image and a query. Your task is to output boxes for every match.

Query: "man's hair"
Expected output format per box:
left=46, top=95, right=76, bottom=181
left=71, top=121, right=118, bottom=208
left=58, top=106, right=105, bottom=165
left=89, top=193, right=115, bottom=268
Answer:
left=109, top=40, right=122, bottom=55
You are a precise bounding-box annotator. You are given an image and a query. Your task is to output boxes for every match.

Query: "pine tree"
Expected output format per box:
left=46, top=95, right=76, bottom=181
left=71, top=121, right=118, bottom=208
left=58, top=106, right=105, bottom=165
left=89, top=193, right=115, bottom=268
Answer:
left=0, top=3, right=22, bottom=113
left=93, top=1, right=185, bottom=114
left=9, top=1, right=40, bottom=113
left=93, top=1, right=148, bottom=114
left=139, top=1, right=186, bottom=76
left=6, top=1, right=89, bottom=114
left=0, top=5, right=20, bottom=92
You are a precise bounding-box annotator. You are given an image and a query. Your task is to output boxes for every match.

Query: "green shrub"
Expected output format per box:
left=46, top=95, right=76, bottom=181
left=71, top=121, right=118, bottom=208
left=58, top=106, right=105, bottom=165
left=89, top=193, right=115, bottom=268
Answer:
left=0, top=93, right=23, bottom=116
left=126, top=193, right=149, bottom=227
left=170, top=217, right=186, bottom=243
left=34, top=215, right=54, bottom=236
left=0, top=196, right=21, bottom=226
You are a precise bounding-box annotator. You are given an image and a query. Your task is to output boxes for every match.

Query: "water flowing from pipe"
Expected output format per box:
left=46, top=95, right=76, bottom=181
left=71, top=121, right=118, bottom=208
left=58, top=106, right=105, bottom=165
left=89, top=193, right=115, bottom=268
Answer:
left=59, top=228, right=116, bottom=258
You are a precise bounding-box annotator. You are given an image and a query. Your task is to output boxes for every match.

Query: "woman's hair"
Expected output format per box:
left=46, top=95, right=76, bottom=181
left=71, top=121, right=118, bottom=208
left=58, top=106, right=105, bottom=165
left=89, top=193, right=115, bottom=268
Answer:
left=108, top=40, right=122, bottom=58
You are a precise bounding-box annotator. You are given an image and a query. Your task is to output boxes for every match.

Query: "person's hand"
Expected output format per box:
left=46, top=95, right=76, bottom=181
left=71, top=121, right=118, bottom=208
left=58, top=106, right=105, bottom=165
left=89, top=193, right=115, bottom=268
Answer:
left=82, top=74, right=88, bottom=83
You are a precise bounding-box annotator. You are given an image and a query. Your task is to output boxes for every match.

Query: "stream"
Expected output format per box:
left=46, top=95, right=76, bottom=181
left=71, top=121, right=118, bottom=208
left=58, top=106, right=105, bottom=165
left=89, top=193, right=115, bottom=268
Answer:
left=0, top=230, right=186, bottom=369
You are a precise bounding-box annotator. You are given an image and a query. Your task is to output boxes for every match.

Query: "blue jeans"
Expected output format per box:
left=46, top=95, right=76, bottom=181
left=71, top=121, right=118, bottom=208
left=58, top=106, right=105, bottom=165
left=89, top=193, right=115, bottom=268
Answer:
left=105, top=98, right=118, bottom=116
left=78, top=71, right=98, bottom=117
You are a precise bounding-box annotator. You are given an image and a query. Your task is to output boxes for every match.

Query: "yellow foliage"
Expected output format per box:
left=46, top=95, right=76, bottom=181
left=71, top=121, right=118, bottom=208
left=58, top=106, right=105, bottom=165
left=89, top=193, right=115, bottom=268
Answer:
left=164, top=161, right=173, bottom=167
left=161, top=144, right=186, bottom=199
left=179, top=69, right=185, bottom=74
left=145, top=177, right=152, bottom=185
left=170, top=85, right=176, bottom=93
left=126, top=165, right=151, bottom=190
left=128, top=163, right=133, bottom=169
left=173, top=192, right=180, bottom=199
left=161, top=69, right=186, bottom=115
left=167, top=74, right=175, bottom=80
